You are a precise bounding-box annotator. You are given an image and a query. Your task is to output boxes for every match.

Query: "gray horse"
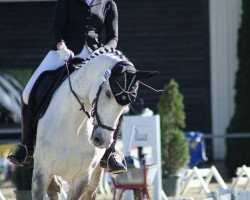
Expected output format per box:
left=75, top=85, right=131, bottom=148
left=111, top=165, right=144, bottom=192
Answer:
left=32, top=49, right=157, bottom=199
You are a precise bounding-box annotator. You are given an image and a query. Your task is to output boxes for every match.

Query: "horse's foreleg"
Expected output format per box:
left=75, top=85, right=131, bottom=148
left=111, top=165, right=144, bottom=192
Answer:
left=67, top=172, right=89, bottom=200
left=32, top=162, right=51, bottom=200
left=47, top=176, right=61, bottom=200
left=81, top=165, right=103, bottom=200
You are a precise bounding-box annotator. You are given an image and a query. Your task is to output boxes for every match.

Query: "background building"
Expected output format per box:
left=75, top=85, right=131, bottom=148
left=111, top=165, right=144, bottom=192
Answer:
left=0, top=0, right=242, bottom=160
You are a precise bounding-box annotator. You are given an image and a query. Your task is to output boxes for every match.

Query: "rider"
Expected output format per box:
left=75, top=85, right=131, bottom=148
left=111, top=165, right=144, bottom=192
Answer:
left=8, top=0, right=127, bottom=174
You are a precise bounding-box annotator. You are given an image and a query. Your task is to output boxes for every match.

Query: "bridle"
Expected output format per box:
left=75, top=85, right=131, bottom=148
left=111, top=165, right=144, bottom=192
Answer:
left=65, top=61, right=123, bottom=132
left=91, top=82, right=116, bottom=131
left=65, top=58, right=161, bottom=134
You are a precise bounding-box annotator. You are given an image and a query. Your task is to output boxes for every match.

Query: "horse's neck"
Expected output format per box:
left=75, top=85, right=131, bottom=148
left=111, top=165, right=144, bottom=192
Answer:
left=70, top=54, right=120, bottom=103
left=53, top=54, right=121, bottom=135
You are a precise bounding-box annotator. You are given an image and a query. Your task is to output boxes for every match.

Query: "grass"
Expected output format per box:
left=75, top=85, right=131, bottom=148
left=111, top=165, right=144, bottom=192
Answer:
left=0, top=143, right=16, bottom=157
left=4, top=68, right=34, bottom=86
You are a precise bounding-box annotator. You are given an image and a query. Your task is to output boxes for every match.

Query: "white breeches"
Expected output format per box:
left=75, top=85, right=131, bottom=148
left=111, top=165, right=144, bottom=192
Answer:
left=22, top=45, right=90, bottom=104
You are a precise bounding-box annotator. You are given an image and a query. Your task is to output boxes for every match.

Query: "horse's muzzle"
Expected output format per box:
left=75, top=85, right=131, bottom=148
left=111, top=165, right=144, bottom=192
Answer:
left=93, top=135, right=104, bottom=147
left=92, top=130, right=106, bottom=148
left=91, top=127, right=113, bottom=148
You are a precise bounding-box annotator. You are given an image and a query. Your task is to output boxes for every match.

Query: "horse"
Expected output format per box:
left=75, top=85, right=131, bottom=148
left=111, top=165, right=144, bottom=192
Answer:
left=32, top=49, right=158, bottom=200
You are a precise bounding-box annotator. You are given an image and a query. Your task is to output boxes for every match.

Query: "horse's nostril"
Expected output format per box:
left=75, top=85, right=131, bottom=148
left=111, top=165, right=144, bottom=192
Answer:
left=93, top=136, right=104, bottom=146
left=94, top=137, right=101, bottom=143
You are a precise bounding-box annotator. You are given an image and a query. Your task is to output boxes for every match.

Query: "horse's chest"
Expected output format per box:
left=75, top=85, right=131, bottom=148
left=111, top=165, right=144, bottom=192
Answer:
left=55, top=148, right=96, bottom=177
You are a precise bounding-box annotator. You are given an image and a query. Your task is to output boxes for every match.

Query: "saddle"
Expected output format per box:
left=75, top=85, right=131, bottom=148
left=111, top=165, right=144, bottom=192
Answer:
left=29, top=58, right=85, bottom=127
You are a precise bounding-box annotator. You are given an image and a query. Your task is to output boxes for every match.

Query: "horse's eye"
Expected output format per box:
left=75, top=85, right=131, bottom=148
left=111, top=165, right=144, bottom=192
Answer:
left=105, top=90, right=112, bottom=99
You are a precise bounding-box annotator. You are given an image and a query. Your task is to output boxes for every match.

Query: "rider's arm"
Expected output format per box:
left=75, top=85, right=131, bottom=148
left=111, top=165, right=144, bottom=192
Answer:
left=52, top=0, right=68, bottom=50
left=104, top=1, right=118, bottom=49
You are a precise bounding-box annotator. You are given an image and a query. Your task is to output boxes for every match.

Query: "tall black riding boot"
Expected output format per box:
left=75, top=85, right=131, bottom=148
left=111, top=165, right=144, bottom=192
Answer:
left=7, top=100, right=34, bottom=167
left=100, top=115, right=127, bottom=174
left=100, top=142, right=127, bottom=174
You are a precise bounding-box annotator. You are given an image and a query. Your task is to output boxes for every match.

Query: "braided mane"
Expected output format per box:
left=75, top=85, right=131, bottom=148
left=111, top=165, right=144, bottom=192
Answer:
left=70, top=48, right=129, bottom=68
left=86, top=47, right=128, bottom=62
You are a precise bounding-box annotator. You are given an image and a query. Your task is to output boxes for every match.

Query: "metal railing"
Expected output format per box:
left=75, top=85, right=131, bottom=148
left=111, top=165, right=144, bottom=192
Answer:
left=203, top=133, right=250, bottom=139
left=0, top=128, right=21, bottom=134
left=0, top=128, right=21, bottom=143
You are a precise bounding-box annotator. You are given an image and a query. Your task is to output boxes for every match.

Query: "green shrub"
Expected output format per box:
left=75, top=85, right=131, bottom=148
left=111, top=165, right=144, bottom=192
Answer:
left=157, top=79, right=189, bottom=175
left=226, top=0, right=250, bottom=176
left=162, top=129, right=189, bottom=175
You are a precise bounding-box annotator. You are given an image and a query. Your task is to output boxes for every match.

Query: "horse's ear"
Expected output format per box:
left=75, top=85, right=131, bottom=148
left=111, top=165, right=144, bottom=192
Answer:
left=135, top=71, right=160, bottom=80
left=112, top=65, right=126, bottom=75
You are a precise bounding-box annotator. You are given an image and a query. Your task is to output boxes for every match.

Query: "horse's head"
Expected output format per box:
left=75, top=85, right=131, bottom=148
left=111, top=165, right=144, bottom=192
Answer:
left=89, top=60, right=159, bottom=149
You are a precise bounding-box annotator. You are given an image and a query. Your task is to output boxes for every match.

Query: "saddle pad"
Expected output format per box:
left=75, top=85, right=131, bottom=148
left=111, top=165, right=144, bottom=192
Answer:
left=29, top=58, right=84, bottom=123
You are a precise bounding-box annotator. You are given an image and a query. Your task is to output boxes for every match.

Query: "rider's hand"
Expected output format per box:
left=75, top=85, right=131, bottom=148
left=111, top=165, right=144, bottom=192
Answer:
left=57, top=43, right=74, bottom=61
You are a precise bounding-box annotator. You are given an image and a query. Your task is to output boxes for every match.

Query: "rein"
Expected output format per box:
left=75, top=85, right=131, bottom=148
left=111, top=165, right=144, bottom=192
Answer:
left=65, top=61, right=119, bottom=132
left=65, top=61, right=91, bottom=118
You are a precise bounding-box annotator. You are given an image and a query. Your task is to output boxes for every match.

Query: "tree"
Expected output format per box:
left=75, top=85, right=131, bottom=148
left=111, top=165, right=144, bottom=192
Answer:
left=226, top=0, right=250, bottom=176
left=157, top=79, right=189, bottom=175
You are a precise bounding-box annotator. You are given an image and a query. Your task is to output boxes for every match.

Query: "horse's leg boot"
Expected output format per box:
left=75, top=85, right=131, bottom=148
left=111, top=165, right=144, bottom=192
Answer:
left=100, top=145, right=127, bottom=174
left=8, top=101, right=34, bottom=167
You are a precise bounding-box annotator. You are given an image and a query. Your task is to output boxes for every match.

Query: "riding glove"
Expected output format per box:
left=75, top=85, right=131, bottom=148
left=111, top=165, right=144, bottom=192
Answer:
left=57, top=44, right=74, bottom=61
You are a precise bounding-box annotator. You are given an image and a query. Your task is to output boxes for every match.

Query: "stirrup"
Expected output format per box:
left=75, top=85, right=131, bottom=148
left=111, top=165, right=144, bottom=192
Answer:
left=7, top=143, right=30, bottom=167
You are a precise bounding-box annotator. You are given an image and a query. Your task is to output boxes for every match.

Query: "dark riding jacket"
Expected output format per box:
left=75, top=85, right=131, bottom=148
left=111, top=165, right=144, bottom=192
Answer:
left=52, top=0, right=118, bottom=54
